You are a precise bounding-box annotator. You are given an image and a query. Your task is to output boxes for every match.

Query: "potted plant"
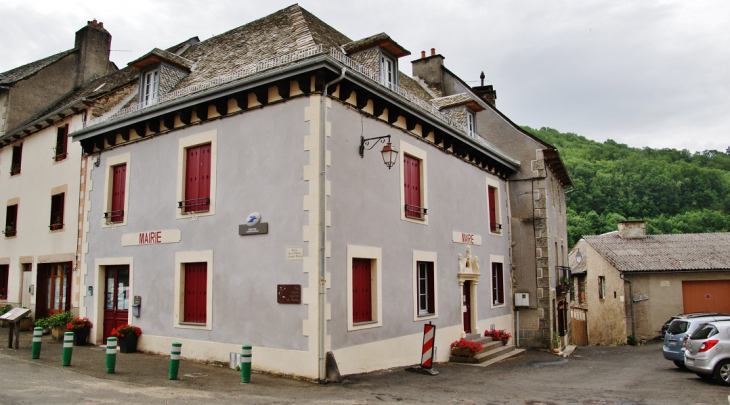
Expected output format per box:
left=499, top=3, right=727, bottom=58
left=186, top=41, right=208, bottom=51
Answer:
left=552, top=331, right=561, bottom=353
left=34, top=317, right=51, bottom=335
left=3, top=225, right=15, bottom=237
left=67, top=317, right=93, bottom=346
left=47, top=311, right=73, bottom=340
left=450, top=338, right=483, bottom=357
left=0, top=305, right=12, bottom=327
left=111, top=324, right=142, bottom=353
left=485, top=329, right=512, bottom=345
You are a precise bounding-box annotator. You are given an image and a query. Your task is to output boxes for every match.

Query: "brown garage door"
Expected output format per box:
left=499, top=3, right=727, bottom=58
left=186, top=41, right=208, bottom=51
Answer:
left=682, top=280, right=730, bottom=313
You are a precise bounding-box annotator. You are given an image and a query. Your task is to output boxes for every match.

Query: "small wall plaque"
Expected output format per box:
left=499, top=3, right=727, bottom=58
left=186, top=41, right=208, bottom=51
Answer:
left=286, top=247, right=303, bottom=260
left=239, top=222, right=268, bottom=236
left=277, top=284, right=301, bottom=304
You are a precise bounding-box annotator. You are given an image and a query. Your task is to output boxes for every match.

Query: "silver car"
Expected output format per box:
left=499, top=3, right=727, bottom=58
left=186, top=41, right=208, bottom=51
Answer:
left=684, top=320, right=730, bottom=386
left=663, top=315, right=730, bottom=368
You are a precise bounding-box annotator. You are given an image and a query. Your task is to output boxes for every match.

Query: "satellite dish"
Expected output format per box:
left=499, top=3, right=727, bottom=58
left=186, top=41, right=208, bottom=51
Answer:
left=246, top=212, right=261, bottom=226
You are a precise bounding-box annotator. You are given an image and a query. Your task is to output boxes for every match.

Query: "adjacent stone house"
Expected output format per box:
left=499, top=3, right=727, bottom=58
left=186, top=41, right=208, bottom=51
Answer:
left=570, top=221, right=730, bottom=344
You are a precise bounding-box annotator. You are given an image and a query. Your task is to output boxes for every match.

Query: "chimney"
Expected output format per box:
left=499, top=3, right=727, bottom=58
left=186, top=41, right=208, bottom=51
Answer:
left=472, top=71, right=497, bottom=108
left=411, top=47, right=445, bottom=91
left=617, top=221, right=647, bottom=239
left=74, top=20, right=113, bottom=90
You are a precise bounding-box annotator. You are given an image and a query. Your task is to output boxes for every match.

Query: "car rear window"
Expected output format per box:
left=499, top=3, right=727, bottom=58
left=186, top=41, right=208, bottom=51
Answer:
left=690, top=324, right=718, bottom=340
left=667, top=321, right=689, bottom=334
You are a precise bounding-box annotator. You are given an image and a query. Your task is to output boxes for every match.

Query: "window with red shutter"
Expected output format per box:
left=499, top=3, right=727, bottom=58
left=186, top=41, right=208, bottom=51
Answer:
left=488, top=186, right=499, bottom=233
left=404, top=154, right=422, bottom=219
left=107, top=164, right=126, bottom=223
left=184, top=262, right=207, bottom=323
left=5, top=204, right=18, bottom=237
left=55, top=124, right=69, bottom=161
left=10, top=144, right=22, bottom=175
left=50, top=193, right=64, bottom=230
left=352, top=258, right=372, bottom=323
left=492, top=263, right=504, bottom=305
left=182, top=143, right=211, bottom=213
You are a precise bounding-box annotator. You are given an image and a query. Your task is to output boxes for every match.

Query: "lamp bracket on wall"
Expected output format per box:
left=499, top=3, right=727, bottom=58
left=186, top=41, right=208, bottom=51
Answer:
left=359, top=135, right=398, bottom=169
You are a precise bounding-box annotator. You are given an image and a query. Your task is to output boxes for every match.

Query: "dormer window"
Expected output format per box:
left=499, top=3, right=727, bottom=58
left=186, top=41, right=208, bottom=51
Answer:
left=381, top=54, right=397, bottom=90
left=467, top=110, right=476, bottom=138
left=141, top=69, right=159, bottom=107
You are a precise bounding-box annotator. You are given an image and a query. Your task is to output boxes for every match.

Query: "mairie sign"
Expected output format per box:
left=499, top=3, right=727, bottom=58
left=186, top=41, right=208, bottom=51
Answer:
left=122, top=229, right=182, bottom=246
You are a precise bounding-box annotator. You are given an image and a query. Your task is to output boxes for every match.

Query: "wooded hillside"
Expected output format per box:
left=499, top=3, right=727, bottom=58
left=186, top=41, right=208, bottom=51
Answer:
left=523, top=127, right=730, bottom=247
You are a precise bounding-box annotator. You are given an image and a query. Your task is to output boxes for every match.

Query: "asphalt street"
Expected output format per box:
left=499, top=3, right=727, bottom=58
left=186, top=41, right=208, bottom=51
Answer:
left=0, top=330, right=728, bottom=404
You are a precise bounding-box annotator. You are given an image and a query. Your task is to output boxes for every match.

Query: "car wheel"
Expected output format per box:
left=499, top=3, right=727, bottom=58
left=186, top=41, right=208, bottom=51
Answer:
left=673, top=360, right=686, bottom=369
left=713, top=359, right=730, bottom=386
left=696, top=372, right=714, bottom=381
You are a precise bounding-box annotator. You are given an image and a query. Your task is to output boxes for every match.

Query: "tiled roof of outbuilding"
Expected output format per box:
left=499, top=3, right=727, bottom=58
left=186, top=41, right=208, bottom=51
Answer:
left=584, top=232, right=730, bottom=272
left=0, top=49, right=75, bottom=85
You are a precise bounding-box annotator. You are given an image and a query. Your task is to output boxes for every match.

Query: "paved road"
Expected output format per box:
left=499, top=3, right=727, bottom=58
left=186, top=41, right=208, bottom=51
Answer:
left=0, top=340, right=728, bottom=404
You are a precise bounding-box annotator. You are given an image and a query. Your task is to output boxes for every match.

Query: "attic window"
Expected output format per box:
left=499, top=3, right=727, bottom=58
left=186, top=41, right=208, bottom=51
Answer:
left=141, top=69, right=159, bottom=107
left=381, top=54, right=397, bottom=90
left=467, top=110, right=476, bottom=138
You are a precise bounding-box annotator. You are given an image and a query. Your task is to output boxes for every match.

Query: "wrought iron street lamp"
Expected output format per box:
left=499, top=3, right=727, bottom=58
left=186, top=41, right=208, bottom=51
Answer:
left=359, top=135, right=398, bottom=169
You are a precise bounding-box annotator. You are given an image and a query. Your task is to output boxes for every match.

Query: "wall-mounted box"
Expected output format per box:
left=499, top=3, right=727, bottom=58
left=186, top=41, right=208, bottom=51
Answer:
left=515, top=293, right=530, bottom=307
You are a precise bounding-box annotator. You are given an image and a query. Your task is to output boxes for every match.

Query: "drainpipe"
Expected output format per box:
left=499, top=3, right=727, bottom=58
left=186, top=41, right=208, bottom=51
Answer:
left=318, top=67, right=346, bottom=382
left=620, top=273, right=636, bottom=339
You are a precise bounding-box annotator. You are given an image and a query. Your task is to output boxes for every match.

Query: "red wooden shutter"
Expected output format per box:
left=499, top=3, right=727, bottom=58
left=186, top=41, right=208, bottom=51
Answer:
left=111, top=164, right=126, bottom=222
left=184, top=263, right=207, bottom=323
left=488, top=187, right=497, bottom=232
left=427, top=262, right=435, bottom=314
left=185, top=144, right=211, bottom=212
left=352, top=258, right=372, bottom=323
left=404, top=155, right=421, bottom=218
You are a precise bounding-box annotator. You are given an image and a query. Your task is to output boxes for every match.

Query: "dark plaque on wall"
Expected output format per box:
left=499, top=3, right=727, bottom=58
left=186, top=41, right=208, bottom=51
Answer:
left=277, top=284, right=301, bottom=304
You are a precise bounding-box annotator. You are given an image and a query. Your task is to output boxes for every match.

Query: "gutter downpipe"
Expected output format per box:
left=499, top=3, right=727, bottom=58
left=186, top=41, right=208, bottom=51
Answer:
left=620, top=273, right=636, bottom=339
left=318, top=67, right=346, bottom=382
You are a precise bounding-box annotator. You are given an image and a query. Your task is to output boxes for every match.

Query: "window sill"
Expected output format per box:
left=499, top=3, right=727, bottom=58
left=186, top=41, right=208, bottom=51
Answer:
left=179, top=322, right=206, bottom=326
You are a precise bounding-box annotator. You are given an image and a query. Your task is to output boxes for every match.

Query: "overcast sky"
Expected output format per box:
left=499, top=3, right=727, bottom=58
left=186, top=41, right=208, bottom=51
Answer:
left=2, top=0, right=728, bottom=153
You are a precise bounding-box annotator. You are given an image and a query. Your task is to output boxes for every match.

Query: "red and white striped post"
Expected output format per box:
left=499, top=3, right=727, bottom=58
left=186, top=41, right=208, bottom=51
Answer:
left=420, top=323, right=436, bottom=369
left=406, top=322, right=439, bottom=376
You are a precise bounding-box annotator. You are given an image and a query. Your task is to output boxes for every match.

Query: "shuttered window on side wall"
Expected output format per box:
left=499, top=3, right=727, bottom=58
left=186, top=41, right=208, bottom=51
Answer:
left=183, top=262, right=207, bottom=323
left=352, top=258, right=372, bottom=323
left=184, top=144, right=211, bottom=213
left=111, top=164, right=126, bottom=223
left=404, top=154, right=421, bottom=219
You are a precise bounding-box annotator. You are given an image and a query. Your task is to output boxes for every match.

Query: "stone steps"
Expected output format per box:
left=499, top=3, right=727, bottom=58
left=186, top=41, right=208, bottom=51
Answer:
left=449, top=336, right=523, bottom=365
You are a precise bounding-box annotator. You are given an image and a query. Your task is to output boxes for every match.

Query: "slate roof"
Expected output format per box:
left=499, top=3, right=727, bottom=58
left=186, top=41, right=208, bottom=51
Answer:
left=171, top=4, right=351, bottom=89
left=584, top=232, right=730, bottom=272
left=342, top=33, right=410, bottom=58
left=0, top=49, right=75, bottom=85
left=129, top=48, right=194, bottom=70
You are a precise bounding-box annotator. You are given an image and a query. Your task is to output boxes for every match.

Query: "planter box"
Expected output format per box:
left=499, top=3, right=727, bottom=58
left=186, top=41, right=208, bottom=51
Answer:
left=118, top=335, right=138, bottom=353
left=451, top=347, right=476, bottom=357
left=51, top=326, right=67, bottom=340
left=72, top=329, right=90, bottom=346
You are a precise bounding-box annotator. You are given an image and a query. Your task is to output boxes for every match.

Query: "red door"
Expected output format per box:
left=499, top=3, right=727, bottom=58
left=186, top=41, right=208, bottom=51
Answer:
left=184, top=263, right=207, bottom=323
left=463, top=281, right=472, bottom=334
left=103, top=266, right=129, bottom=341
left=352, top=259, right=372, bottom=323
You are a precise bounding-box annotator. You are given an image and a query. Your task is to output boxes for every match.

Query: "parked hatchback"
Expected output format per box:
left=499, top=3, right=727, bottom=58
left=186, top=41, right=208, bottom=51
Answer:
left=663, top=315, right=730, bottom=368
left=684, top=320, right=730, bottom=386
left=660, top=312, right=728, bottom=337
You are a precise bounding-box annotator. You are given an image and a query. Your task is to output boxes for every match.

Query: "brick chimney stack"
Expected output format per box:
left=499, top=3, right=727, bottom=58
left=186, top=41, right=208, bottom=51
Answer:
left=74, top=19, right=113, bottom=90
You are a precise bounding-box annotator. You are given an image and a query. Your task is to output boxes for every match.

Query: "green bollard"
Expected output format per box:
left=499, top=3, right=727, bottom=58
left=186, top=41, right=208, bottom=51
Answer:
left=31, top=327, right=43, bottom=359
left=62, top=332, right=74, bottom=366
left=106, top=337, right=118, bottom=373
left=169, top=342, right=182, bottom=380
left=241, top=345, right=252, bottom=384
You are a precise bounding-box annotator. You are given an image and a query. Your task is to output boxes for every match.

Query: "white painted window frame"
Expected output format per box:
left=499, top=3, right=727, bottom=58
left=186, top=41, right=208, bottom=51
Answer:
left=490, top=254, right=506, bottom=308
left=486, top=176, right=502, bottom=236
left=141, top=69, right=159, bottom=107
left=412, top=250, right=438, bottom=321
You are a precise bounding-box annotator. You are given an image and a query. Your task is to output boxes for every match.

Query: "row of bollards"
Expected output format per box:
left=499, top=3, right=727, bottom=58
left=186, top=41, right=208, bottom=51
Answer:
left=28, top=328, right=254, bottom=383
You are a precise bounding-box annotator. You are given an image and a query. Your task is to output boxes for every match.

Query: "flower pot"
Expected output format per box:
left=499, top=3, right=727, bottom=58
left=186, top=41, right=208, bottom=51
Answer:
left=51, top=326, right=67, bottom=340
left=451, top=347, right=476, bottom=357
left=72, top=328, right=89, bottom=346
left=118, top=335, right=138, bottom=353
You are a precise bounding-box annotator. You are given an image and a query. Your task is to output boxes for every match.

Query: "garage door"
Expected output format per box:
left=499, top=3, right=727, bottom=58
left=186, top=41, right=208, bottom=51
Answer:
left=682, top=280, right=730, bottom=313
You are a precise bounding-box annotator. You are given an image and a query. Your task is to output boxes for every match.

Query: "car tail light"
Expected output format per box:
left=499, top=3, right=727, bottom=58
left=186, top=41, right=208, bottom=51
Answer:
left=699, top=340, right=719, bottom=352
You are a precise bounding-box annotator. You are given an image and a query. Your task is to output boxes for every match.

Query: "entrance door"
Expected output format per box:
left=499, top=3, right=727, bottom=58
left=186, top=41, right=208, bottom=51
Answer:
left=37, top=263, right=72, bottom=318
left=463, top=281, right=472, bottom=334
left=103, top=266, right=130, bottom=341
left=21, top=266, right=32, bottom=308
